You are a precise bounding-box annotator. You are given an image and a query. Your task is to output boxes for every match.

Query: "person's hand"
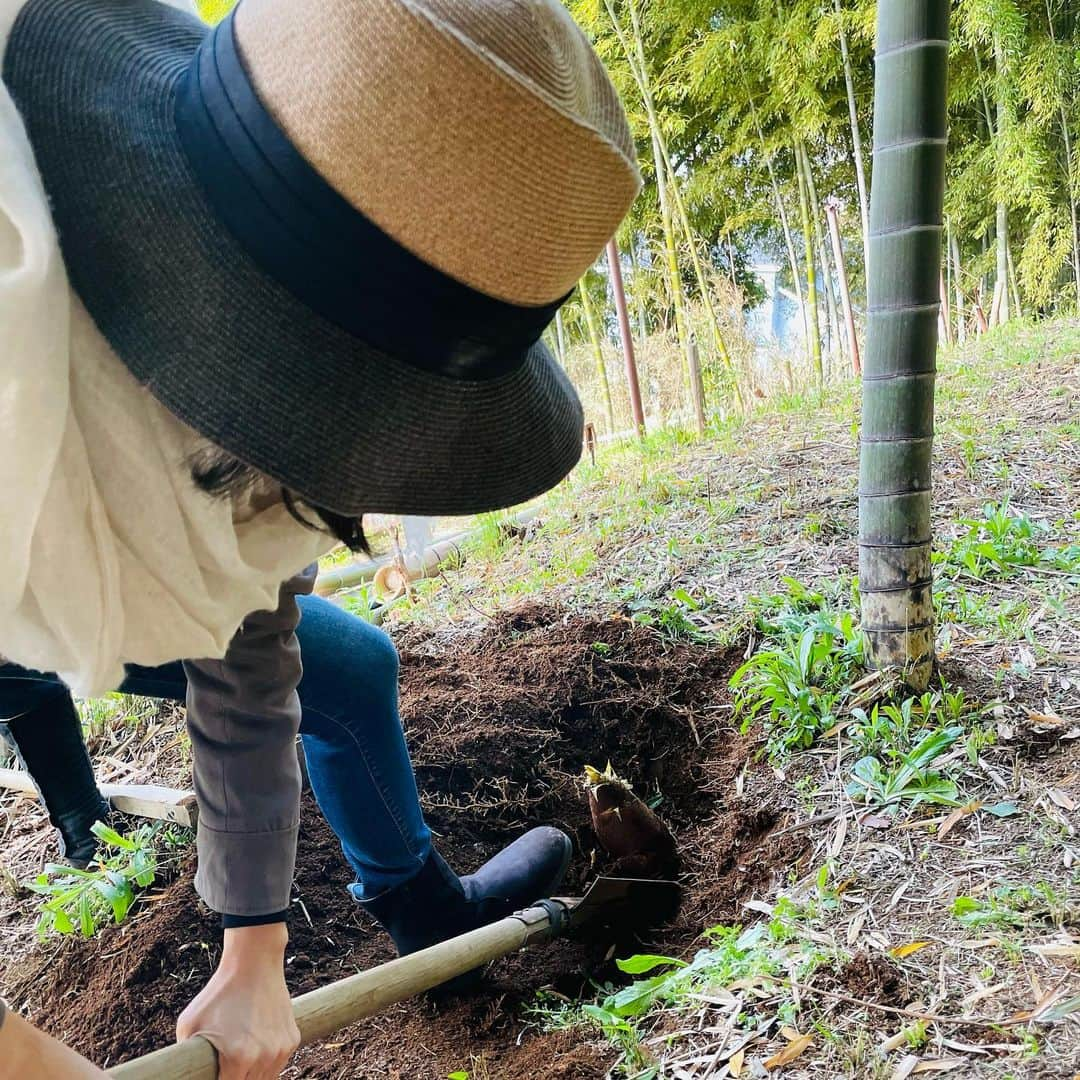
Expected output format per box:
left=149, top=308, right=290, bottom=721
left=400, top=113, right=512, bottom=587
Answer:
left=0, top=1009, right=108, bottom=1079
left=176, top=923, right=299, bottom=1080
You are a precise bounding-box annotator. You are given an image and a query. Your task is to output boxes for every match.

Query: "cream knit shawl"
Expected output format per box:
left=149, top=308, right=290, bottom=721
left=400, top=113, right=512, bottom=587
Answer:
left=0, top=0, right=335, bottom=698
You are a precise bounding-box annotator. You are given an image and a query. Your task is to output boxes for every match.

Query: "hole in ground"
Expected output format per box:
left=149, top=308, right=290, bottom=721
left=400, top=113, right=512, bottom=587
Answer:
left=11, top=606, right=807, bottom=1078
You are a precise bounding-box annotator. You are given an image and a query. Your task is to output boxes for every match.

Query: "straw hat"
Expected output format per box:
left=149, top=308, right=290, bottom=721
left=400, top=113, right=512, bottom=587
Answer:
left=4, top=0, right=640, bottom=515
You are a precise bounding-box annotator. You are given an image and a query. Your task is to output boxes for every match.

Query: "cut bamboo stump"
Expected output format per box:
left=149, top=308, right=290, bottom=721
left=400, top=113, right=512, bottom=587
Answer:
left=0, top=768, right=197, bottom=829
left=107, top=903, right=563, bottom=1080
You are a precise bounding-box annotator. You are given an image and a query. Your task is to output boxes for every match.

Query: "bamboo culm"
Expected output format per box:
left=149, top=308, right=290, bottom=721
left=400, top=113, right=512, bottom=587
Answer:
left=795, top=141, right=824, bottom=385
left=858, top=0, right=949, bottom=690
left=579, top=278, right=617, bottom=435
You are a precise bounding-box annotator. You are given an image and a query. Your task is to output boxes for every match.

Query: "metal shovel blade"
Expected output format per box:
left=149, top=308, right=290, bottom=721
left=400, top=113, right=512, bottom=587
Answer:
left=557, top=875, right=682, bottom=937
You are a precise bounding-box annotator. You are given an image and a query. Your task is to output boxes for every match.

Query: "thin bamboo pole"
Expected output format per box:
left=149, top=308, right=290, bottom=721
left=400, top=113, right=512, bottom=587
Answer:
left=795, top=143, right=824, bottom=386
left=994, top=34, right=1010, bottom=325
left=834, top=0, right=871, bottom=288
left=950, top=229, right=966, bottom=344
left=825, top=202, right=862, bottom=375
left=554, top=310, right=568, bottom=367
left=939, top=270, right=952, bottom=345
left=579, top=279, right=617, bottom=434
left=801, top=143, right=841, bottom=369
left=601, top=0, right=692, bottom=406
left=858, top=0, right=949, bottom=691
left=607, top=239, right=646, bottom=438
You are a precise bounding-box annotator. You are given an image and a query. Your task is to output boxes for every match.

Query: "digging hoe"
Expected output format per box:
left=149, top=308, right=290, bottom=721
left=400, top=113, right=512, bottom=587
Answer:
left=108, top=876, right=680, bottom=1080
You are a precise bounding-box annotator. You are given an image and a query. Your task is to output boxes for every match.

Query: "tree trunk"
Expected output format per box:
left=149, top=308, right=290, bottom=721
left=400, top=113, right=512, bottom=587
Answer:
left=939, top=269, right=952, bottom=345
left=950, top=229, right=965, bottom=344
left=1061, top=104, right=1080, bottom=309
left=605, top=0, right=696, bottom=415
left=755, top=114, right=807, bottom=355
left=628, top=241, right=649, bottom=341
left=1006, top=241, right=1022, bottom=320
left=994, top=34, right=1010, bottom=325
left=1043, top=0, right=1080, bottom=308
left=826, top=201, right=861, bottom=374
left=795, top=143, right=824, bottom=386
left=801, top=142, right=841, bottom=373
left=834, top=0, right=871, bottom=288
left=579, top=280, right=617, bottom=435
left=859, top=0, right=948, bottom=692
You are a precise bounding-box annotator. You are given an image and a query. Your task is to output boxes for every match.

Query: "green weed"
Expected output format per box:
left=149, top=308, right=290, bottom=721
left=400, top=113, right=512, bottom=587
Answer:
left=342, top=583, right=381, bottom=622
left=731, top=604, right=863, bottom=758
left=26, top=821, right=187, bottom=939
left=952, top=882, right=1071, bottom=931
left=846, top=725, right=964, bottom=811
left=936, top=500, right=1080, bottom=581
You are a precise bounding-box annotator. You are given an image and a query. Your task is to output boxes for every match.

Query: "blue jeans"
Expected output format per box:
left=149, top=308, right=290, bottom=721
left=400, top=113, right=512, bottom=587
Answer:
left=0, top=596, right=432, bottom=898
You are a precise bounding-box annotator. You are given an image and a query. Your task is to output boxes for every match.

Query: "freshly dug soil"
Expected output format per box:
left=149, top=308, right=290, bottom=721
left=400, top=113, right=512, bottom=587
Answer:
left=13, top=607, right=805, bottom=1079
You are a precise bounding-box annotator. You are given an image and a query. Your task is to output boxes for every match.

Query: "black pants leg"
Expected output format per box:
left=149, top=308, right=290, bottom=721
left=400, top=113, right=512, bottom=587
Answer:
left=1, top=692, right=109, bottom=866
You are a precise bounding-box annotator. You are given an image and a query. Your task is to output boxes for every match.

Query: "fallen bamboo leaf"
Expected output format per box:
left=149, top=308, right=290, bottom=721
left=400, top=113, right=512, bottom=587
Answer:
left=764, top=1034, right=812, bottom=1070
left=728, top=1048, right=745, bottom=1077
left=830, top=811, right=848, bottom=856
left=862, top=813, right=893, bottom=829
left=961, top=982, right=1008, bottom=1007
left=847, top=909, right=866, bottom=946
left=1047, top=788, right=1077, bottom=812
left=1038, top=994, right=1080, bottom=1022
left=938, top=800, right=982, bottom=839
left=890, top=941, right=932, bottom=959
left=778, top=1025, right=801, bottom=1041
left=1027, top=942, right=1080, bottom=960
left=892, top=1054, right=920, bottom=1080
left=1024, top=709, right=1065, bottom=726
left=911, top=1061, right=965, bottom=1074
left=983, top=801, right=1020, bottom=818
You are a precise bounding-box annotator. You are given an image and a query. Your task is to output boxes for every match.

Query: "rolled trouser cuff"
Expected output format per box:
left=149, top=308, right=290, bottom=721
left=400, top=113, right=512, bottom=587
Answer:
left=194, top=821, right=299, bottom=918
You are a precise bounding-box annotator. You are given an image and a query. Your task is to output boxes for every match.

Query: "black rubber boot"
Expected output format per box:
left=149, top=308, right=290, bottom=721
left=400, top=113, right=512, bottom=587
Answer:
left=353, top=826, right=572, bottom=980
left=2, top=695, right=110, bottom=869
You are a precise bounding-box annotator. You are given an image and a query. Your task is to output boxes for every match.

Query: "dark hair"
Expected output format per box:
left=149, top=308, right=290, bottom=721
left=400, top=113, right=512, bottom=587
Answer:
left=189, top=450, right=369, bottom=555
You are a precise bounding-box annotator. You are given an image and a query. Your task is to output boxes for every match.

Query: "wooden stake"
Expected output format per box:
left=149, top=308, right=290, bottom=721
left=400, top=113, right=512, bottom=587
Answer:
left=606, top=239, right=646, bottom=438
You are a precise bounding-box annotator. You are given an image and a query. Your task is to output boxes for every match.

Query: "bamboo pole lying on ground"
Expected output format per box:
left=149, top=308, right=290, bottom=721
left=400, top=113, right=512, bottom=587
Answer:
left=313, top=508, right=538, bottom=597
left=108, top=902, right=564, bottom=1080
left=0, top=769, right=197, bottom=829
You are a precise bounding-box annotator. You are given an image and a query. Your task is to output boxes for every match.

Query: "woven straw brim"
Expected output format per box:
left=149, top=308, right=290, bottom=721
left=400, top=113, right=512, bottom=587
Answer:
left=5, top=0, right=584, bottom=517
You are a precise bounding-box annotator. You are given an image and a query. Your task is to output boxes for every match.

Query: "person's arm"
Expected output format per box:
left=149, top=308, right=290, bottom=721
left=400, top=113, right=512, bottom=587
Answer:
left=175, top=564, right=317, bottom=1080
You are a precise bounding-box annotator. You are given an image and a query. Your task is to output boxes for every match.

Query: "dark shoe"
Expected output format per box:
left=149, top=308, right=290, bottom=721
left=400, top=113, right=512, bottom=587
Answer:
left=2, top=694, right=110, bottom=869
left=54, top=799, right=112, bottom=869
left=353, top=826, right=572, bottom=973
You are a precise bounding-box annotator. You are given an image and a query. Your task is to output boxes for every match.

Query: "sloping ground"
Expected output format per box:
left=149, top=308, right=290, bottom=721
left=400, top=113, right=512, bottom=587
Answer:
left=1, top=321, right=1077, bottom=1078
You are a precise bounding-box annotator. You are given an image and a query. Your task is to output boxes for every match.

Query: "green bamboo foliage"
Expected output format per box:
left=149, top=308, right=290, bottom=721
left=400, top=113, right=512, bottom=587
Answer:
left=859, top=0, right=949, bottom=691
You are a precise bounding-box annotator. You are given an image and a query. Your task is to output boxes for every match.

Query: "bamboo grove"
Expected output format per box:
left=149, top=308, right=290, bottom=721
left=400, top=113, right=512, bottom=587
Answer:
left=554, top=0, right=1080, bottom=433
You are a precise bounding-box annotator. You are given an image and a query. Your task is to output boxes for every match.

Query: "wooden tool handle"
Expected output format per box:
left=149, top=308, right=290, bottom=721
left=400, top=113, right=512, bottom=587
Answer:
left=108, top=903, right=562, bottom=1079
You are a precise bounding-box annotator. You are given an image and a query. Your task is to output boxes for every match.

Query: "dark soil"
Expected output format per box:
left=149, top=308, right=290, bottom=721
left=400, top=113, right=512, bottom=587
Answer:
left=13, top=607, right=804, bottom=1079
left=835, top=951, right=910, bottom=1008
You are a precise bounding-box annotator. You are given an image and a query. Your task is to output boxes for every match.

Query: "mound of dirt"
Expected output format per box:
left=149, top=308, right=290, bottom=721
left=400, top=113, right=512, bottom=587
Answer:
left=14, top=607, right=804, bottom=1079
